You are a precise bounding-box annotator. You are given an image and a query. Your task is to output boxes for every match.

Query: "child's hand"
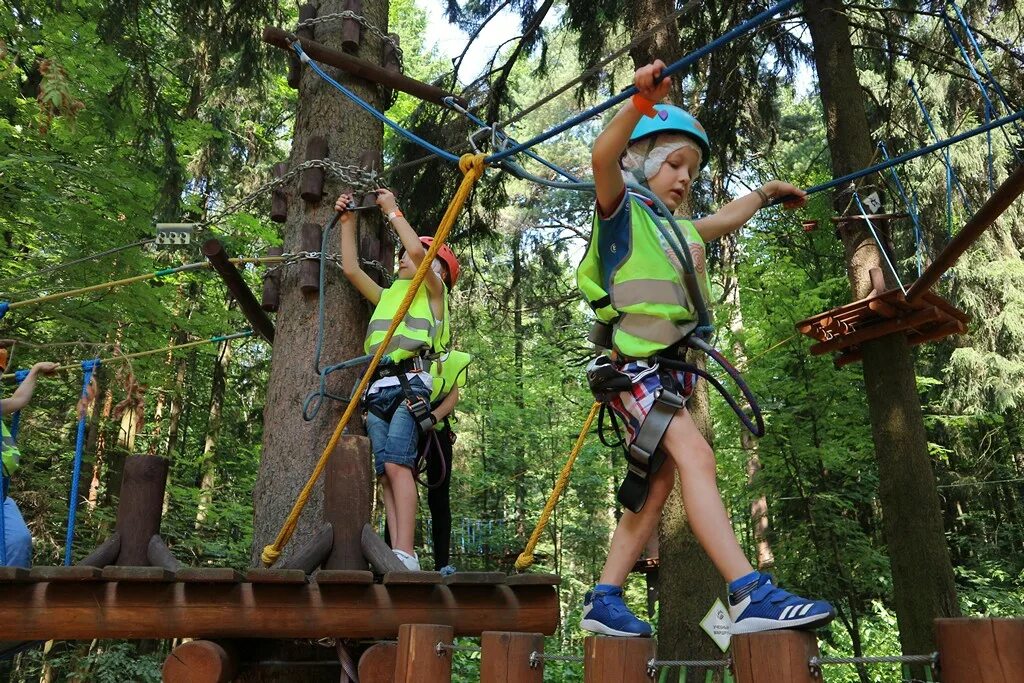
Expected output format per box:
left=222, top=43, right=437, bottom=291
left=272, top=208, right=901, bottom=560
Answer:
left=32, top=361, right=59, bottom=376
left=634, top=60, right=672, bottom=104
left=374, top=188, right=398, bottom=214
left=334, top=193, right=357, bottom=222
left=765, top=181, right=807, bottom=210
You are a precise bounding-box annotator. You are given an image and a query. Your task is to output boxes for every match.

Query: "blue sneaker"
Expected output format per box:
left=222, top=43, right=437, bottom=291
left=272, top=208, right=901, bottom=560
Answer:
left=439, top=565, right=457, bottom=577
left=580, top=584, right=653, bottom=637
left=728, top=573, right=835, bottom=634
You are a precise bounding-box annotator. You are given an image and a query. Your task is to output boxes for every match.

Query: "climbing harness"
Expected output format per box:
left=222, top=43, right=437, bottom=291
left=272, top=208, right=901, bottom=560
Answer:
left=262, top=153, right=486, bottom=567
left=414, top=429, right=449, bottom=490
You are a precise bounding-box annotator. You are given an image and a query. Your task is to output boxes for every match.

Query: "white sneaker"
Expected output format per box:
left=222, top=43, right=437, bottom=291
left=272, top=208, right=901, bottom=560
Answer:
left=392, top=549, right=420, bottom=571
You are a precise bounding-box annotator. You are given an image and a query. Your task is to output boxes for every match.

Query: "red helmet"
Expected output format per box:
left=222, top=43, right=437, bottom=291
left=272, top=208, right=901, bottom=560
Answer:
left=419, top=236, right=460, bottom=287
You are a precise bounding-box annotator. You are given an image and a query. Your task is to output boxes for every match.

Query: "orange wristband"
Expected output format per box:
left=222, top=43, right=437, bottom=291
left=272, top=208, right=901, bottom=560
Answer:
left=631, top=93, right=658, bottom=118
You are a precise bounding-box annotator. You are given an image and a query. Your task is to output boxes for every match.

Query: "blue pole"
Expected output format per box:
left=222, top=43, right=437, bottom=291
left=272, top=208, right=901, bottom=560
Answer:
left=486, top=0, right=799, bottom=163
left=64, top=358, right=99, bottom=566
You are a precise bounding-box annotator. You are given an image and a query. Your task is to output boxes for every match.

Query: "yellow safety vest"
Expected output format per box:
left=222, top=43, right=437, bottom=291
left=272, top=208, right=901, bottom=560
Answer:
left=428, top=350, right=471, bottom=433
left=1, top=421, right=20, bottom=477
left=577, top=195, right=711, bottom=359
left=364, top=279, right=450, bottom=360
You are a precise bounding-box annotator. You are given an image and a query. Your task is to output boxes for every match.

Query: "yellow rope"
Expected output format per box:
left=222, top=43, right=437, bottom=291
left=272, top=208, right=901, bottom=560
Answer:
left=515, top=401, right=600, bottom=572
left=6, top=257, right=287, bottom=310
left=261, top=153, right=487, bottom=567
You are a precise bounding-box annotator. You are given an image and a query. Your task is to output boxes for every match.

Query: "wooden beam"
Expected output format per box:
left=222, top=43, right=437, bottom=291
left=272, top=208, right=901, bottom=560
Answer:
left=276, top=523, right=333, bottom=573
left=0, top=580, right=558, bottom=640
left=809, top=306, right=942, bottom=355
left=361, top=523, right=407, bottom=574
left=936, top=617, right=1024, bottom=683
left=732, top=631, right=821, bottom=683
left=324, top=436, right=372, bottom=570
left=77, top=532, right=120, bottom=568
left=481, top=631, right=543, bottom=683
left=202, top=239, right=276, bottom=344
left=262, top=26, right=465, bottom=108
left=163, top=640, right=239, bottom=683
left=907, top=164, right=1024, bottom=302
left=115, top=455, right=170, bottom=566
left=395, top=624, right=453, bottom=683
left=358, top=642, right=398, bottom=683
left=583, top=636, right=655, bottom=683
left=148, top=535, right=184, bottom=572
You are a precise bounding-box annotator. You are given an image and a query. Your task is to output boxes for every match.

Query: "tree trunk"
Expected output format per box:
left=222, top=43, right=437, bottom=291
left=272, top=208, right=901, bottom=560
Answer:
left=196, top=338, right=232, bottom=527
left=250, top=0, right=386, bottom=572
left=804, top=0, right=961, bottom=660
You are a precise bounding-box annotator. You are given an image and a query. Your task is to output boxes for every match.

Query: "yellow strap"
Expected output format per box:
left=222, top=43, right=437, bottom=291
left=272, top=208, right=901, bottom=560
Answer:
left=515, top=401, right=600, bottom=572
left=261, top=153, right=487, bottom=567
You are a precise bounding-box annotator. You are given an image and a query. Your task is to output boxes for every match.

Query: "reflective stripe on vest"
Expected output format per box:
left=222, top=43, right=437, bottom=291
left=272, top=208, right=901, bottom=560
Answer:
left=1, top=422, right=20, bottom=477
left=577, top=195, right=711, bottom=359
left=364, top=279, right=447, bottom=360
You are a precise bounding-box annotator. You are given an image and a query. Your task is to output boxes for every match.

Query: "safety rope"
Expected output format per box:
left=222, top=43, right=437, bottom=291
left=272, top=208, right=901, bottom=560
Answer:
left=514, top=401, right=600, bottom=571
left=0, top=238, right=155, bottom=295
left=852, top=189, right=907, bottom=295
left=878, top=141, right=929, bottom=277
left=260, top=152, right=486, bottom=567
left=3, top=257, right=286, bottom=312
left=64, top=358, right=98, bottom=565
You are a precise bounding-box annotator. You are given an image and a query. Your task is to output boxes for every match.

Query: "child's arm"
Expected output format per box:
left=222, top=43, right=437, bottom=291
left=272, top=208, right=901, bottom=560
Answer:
left=1, top=362, right=58, bottom=414
left=375, top=189, right=446, bottom=319
left=430, top=385, right=459, bottom=424
left=592, top=61, right=673, bottom=215
left=335, top=193, right=384, bottom=305
left=694, top=180, right=807, bottom=242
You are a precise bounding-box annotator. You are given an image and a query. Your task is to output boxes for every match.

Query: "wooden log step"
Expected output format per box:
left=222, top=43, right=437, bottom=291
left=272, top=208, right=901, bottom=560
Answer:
left=176, top=567, right=245, bottom=583
left=245, top=568, right=308, bottom=584
left=0, top=567, right=30, bottom=583
left=29, top=566, right=102, bottom=582
left=505, top=573, right=561, bottom=586
left=442, top=572, right=506, bottom=585
left=312, top=569, right=374, bottom=585
left=102, top=566, right=176, bottom=582
left=382, top=571, right=443, bottom=585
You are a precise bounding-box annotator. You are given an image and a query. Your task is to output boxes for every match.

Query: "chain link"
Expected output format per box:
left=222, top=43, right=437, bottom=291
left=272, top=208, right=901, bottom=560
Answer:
left=200, top=159, right=380, bottom=229
left=261, top=250, right=392, bottom=285
left=296, top=12, right=404, bottom=71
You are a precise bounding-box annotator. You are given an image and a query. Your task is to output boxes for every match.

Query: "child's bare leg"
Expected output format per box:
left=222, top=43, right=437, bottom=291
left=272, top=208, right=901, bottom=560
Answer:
left=598, top=460, right=676, bottom=586
left=384, top=463, right=418, bottom=554
left=661, top=408, right=753, bottom=582
left=380, top=474, right=397, bottom=542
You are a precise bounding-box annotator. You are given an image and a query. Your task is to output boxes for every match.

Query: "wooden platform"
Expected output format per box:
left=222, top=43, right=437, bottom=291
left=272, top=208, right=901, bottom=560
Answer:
left=796, top=286, right=969, bottom=367
left=0, top=566, right=559, bottom=641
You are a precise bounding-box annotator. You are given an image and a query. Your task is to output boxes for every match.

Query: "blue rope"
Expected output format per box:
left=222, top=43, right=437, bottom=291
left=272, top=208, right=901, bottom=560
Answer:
left=878, top=141, right=928, bottom=277
left=948, top=0, right=1024, bottom=141
left=486, top=0, right=798, bottom=163
left=802, top=108, right=1024, bottom=200
left=0, top=302, right=7, bottom=320
left=294, top=43, right=462, bottom=165
left=852, top=190, right=906, bottom=294
left=64, top=358, right=99, bottom=566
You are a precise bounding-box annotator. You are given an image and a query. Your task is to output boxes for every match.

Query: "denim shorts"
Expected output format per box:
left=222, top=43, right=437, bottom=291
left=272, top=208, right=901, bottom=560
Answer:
left=364, top=377, right=431, bottom=477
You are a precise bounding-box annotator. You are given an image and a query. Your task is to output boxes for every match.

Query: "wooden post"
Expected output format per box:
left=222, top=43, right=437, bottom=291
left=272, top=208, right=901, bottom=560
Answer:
left=261, top=246, right=283, bottom=312
left=732, top=631, right=821, bottom=683
left=277, top=524, right=333, bottom=572
left=113, top=455, right=169, bottom=566
left=288, top=5, right=316, bottom=89
left=163, top=640, right=238, bottom=683
left=394, top=624, right=453, bottom=683
left=358, top=642, right=398, bottom=683
left=323, top=435, right=372, bottom=570
left=361, top=523, right=406, bottom=574
left=481, top=631, right=543, bottom=683
left=202, top=239, right=276, bottom=344
left=583, top=636, right=655, bottom=683
left=907, top=164, right=1024, bottom=302
left=270, top=162, right=289, bottom=222
left=262, top=26, right=465, bottom=107
left=77, top=532, right=120, bottom=568
left=300, top=136, right=328, bottom=203
left=147, top=535, right=183, bottom=571
left=299, top=223, right=322, bottom=295
left=936, top=617, right=1024, bottom=683
left=341, top=0, right=362, bottom=52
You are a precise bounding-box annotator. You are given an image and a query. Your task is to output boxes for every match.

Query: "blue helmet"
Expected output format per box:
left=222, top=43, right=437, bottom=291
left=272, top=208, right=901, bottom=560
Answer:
left=629, top=105, right=710, bottom=169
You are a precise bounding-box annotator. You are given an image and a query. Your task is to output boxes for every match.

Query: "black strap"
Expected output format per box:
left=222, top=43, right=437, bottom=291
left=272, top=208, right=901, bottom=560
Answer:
left=597, top=402, right=626, bottom=449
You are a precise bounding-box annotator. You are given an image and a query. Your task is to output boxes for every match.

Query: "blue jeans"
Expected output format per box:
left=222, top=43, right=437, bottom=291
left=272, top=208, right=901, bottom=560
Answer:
left=365, top=379, right=431, bottom=477
left=2, top=496, right=32, bottom=568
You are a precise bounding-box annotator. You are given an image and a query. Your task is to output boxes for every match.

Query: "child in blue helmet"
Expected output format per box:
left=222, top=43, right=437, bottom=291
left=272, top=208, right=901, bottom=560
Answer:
left=577, top=60, right=835, bottom=637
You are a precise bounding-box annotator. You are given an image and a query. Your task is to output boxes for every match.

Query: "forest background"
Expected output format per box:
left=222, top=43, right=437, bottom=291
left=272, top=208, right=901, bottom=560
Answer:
left=1, top=0, right=1023, bottom=680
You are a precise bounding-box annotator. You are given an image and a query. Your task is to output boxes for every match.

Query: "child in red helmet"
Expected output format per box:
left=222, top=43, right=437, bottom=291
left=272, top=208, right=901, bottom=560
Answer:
left=335, top=189, right=458, bottom=571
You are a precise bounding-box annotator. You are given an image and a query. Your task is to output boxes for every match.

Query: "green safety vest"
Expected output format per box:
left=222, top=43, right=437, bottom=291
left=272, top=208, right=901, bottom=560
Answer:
left=364, top=279, right=450, bottom=360
left=1, top=421, right=20, bottom=477
left=428, top=350, right=472, bottom=433
left=577, top=195, right=712, bottom=359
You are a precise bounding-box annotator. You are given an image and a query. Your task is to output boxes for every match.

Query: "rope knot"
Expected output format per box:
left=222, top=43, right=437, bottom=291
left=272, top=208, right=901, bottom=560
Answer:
left=459, top=153, right=487, bottom=177
left=514, top=552, right=534, bottom=571
left=261, top=544, right=282, bottom=567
